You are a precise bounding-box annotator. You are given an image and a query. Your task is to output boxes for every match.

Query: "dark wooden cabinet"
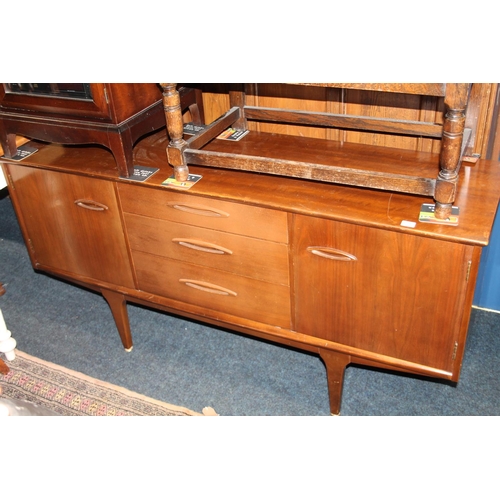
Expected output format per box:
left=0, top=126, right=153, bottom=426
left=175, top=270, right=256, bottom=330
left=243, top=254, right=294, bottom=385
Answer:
left=2, top=93, right=499, bottom=414
left=0, top=83, right=165, bottom=178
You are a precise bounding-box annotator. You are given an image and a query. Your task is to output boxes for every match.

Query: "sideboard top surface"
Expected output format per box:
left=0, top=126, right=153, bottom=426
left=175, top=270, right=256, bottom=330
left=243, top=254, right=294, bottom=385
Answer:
left=2, top=130, right=499, bottom=246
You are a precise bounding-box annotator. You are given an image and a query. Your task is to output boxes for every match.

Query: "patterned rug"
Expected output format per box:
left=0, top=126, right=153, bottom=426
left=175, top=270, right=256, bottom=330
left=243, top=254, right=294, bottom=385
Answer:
left=0, top=350, right=217, bottom=416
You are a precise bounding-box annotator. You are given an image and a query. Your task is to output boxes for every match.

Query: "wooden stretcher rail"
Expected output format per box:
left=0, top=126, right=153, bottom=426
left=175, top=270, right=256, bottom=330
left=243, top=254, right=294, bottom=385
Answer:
left=184, top=149, right=437, bottom=196
left=244, top=106, right=444, bottom=137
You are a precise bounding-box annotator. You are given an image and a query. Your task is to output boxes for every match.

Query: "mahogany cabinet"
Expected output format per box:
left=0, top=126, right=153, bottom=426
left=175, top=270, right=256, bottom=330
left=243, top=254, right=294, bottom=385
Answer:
left=1, top=130, right=499, bottom=415
left=0, top=83, right=165, bottom=178
left=0, top=84, right=205, bottom=179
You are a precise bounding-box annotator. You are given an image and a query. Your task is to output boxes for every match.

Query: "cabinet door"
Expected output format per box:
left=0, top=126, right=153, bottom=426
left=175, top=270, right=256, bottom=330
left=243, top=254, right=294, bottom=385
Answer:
left=6, top=164, right=134, bottom=288
left=292, top=215, right=474, bottom=373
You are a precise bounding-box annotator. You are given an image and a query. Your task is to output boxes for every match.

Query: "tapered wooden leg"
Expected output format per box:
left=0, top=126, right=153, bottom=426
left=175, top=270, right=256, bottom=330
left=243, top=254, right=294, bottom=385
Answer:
left=319, top=349, right=351, bottom=416
left=101, top=289, right=133, bottom=351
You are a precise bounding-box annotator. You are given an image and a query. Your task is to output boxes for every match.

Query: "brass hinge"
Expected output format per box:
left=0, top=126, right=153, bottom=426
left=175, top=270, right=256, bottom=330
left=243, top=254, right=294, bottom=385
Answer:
left=466, top=261, right=472, bottom=282
left=452, top=341, right=459, bottom=361
left=103, top=86, right=109, bottom=104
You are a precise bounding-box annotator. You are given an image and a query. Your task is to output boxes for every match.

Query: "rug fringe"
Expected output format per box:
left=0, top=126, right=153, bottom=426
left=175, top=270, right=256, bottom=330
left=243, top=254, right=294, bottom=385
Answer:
left=2, top=350, right=218, bottom=416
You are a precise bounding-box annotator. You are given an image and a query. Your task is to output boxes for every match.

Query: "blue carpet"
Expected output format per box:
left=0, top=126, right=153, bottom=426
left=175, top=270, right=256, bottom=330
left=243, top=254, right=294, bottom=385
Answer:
left=1, top=191, right=499, bottom=416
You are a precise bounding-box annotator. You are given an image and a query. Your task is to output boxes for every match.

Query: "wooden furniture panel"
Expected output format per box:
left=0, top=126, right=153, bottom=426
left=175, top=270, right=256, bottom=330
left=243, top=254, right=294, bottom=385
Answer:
left=244, top=84, right=334, bottom=139
left=118, top=182, right=288, bottom=243
left=341, top=89, right=440, bottom=151
left=124, top=214, right=289, bottom=285
left=132, top=251, right=291, bottom=328
left=246, top=84, right=444, bottom=150
left=465, top=83, right=498, bottom=159
left=4, top=165, right=134, bottom=288
left=292, top=215, right=474, bottom=372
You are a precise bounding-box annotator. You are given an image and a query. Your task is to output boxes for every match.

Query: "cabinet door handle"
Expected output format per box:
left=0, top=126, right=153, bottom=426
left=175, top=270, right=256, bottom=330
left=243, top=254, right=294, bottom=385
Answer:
left=172, top=238, right=233, bottom=255
left=179, top=279, right=237, bottom=296
left=169, top=203, right=229, bottom=218
left=74, top=199, right=109, bottom=211
left=307, top=246, right=357, bottom=261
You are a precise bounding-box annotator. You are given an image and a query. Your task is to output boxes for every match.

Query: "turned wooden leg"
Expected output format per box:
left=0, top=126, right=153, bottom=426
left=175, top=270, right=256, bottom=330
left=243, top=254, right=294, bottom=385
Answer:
left=319, top=349, right=351, bottom=416
left=161, top=83, right=189, bottom=182
left=101, top=289, right=133, bottom=351
left=435, top=83, right=470, bottom=220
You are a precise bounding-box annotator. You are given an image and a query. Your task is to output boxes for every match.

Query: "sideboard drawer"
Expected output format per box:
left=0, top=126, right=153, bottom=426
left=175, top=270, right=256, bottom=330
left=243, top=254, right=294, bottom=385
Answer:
left=118, top=184, right=288, bottom=243
left=133, top=251, right=292, bottom=328
left=124, top=213, right=289, bottom=285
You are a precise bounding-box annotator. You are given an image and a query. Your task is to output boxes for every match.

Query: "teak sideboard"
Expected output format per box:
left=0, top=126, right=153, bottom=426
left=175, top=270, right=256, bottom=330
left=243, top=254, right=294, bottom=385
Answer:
left=1, top=86, right=499, bottom=415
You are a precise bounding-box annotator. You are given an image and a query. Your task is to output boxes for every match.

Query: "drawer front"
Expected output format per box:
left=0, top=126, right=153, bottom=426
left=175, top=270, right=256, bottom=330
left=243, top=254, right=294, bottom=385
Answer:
left=124, top=213, right=289, bottom=285
left=118, top=184, right=288, bottom=243
left=132, top=251, right=291, bottom=328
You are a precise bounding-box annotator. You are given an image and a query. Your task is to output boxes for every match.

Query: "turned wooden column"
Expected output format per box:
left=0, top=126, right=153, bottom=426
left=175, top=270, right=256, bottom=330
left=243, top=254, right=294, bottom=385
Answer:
left=434, top=83, right=471, bottom=219
left=161, top=83, right=189, bottom=182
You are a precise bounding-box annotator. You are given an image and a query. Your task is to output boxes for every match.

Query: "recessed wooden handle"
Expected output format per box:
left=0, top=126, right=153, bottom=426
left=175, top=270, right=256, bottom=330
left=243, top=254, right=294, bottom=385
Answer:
left=168, top=203, right=229, bottom=218
left=74, top=199, right=109, bottom=211
left=307, top=246, right=357, bottom=261
left=172, top=238, right=233, bottom=255
left=179, top=279, right=237, bottom=296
